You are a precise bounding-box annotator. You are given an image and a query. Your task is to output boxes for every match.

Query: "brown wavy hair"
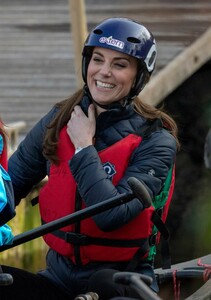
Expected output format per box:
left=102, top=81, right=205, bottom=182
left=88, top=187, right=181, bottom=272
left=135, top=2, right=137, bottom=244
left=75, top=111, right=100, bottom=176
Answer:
left=43, top=89, right=180, bottom=164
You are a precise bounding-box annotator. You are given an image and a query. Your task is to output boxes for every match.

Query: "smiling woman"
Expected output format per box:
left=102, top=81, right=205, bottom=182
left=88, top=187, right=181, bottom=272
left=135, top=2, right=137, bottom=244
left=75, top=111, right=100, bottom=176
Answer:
left=87, top=47, right=138, bottom=113
left=2, top=17, right=179, bottom=300
left=82, top=18, right=156, bottom=108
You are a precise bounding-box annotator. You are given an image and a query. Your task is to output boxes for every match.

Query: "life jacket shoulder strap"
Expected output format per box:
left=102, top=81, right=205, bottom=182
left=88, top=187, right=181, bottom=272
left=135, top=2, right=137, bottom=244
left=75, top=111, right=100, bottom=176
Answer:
left=149, top=164, right=175, bottom=269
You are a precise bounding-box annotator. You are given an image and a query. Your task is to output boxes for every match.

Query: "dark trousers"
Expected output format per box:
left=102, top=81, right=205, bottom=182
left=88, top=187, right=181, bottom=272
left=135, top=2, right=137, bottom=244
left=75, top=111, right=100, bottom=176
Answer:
left=88, top=269, right=142, bottom=300
left=0, top=265, right=156, bottom=300
left=0, top=265, right=70, bottom=300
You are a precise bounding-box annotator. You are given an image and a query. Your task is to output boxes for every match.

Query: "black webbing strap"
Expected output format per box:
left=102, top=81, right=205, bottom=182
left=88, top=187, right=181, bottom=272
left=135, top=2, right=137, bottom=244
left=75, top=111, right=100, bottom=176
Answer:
left=160, top=237, right=171, bottom=269
left=151, top=211, right=170, bottom=240
left=74, top=189, right=83, bottom=265
left=151, top=211, right=171, bottom=269
left=46, top=229, right=148, bottom=248
left=124, top=240, right=150, bottom=271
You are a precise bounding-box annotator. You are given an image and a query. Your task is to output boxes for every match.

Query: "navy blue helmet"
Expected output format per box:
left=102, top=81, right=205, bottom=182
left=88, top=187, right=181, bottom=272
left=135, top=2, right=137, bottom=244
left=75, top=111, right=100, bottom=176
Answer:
left=82, top=17, right=157, bottom=97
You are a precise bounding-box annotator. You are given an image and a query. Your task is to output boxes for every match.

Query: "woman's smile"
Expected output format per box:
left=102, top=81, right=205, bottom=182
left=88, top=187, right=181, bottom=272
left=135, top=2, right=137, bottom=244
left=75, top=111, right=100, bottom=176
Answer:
left=95, top=80, right=115, bottom=89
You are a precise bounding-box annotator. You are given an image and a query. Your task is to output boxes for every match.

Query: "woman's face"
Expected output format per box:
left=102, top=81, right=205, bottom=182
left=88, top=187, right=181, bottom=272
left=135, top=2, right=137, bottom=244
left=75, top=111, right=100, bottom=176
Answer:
left=87, top=47, right=138, bottom=106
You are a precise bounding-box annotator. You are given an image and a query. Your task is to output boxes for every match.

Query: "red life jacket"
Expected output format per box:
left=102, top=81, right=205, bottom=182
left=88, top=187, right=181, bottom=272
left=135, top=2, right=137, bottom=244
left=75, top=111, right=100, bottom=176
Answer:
left=0, top=143, right=7, bottom=171
left=39, top=125, right=174, bottom=266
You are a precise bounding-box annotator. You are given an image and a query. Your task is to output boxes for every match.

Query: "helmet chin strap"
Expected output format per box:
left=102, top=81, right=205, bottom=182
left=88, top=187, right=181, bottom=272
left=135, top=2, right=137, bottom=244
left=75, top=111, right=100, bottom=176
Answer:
left=83, top=85, right=134, bottom=111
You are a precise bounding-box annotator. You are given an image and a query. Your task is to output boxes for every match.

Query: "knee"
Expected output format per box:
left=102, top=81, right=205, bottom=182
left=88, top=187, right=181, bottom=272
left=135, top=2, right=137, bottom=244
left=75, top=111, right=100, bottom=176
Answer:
left=88, top=269, right=126, bottom=300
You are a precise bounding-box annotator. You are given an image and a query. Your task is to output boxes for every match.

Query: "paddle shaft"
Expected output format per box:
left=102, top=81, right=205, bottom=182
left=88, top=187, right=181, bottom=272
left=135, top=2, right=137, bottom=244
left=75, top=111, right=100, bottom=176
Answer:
left=0, top=192, right=134, bottom=251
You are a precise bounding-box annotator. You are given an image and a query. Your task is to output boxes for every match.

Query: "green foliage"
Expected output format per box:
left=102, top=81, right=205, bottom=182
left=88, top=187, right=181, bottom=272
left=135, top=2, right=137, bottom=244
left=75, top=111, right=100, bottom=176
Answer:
left=0, top=188, right=48, bottom=272
left=163, top=62, right=211, bottom=263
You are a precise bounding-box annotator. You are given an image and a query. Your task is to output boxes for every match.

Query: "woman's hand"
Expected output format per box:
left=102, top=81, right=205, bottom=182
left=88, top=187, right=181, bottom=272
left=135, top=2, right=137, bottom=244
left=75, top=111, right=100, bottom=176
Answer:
left=67, top=104, right=96, bottom=148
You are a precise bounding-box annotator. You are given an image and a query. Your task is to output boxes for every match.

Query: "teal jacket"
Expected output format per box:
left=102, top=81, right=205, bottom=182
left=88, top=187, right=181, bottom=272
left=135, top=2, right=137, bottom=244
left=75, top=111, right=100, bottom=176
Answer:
left=0, top=135, right=14, bottom=245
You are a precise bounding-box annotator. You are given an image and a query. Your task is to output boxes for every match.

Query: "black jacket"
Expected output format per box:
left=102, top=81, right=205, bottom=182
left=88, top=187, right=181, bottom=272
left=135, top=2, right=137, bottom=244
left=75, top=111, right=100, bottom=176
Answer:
left=9, top=96, right=176, bottom=230
left=8, top=96, right=177, bottom=294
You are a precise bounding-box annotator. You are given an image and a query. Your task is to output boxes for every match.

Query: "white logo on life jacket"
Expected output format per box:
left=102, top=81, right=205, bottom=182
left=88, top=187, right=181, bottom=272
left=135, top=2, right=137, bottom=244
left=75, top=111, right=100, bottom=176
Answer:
left=103, top=162, right=116, bottom=179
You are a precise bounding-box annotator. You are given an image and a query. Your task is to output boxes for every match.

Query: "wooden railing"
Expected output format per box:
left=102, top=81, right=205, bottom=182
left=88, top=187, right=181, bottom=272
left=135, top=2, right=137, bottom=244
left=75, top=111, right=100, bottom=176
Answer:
left=140, top=26, right=211, bottom=106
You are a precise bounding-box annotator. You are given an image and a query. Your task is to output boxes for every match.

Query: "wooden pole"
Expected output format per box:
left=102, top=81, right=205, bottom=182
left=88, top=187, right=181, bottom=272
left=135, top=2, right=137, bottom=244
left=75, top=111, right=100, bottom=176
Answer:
left=140, top=27, right=211, bottom=106
left=68, top=0, right=88, bottom=89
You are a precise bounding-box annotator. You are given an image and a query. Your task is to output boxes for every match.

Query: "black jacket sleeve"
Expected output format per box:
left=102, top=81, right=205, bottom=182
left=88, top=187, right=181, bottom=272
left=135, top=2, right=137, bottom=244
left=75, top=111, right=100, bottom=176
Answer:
left=69, top=128, right=177, bottom=232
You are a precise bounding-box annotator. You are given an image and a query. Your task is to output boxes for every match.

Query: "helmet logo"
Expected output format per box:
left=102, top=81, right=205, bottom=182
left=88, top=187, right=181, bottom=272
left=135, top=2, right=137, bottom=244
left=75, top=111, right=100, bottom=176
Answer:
left=144, top=44, right=156, bottom=73
left=99, top=36, right=124, bottom=50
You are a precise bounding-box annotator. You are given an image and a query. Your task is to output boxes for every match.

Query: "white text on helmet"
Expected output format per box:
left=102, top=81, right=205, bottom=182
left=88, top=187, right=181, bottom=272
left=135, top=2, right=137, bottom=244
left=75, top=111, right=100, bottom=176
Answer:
left=99, top=36, right=124, bottom=50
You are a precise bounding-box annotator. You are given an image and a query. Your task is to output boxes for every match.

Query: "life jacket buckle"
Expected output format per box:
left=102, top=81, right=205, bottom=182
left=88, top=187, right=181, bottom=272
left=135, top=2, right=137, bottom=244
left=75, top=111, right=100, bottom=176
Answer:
left=149, top=233, right=157, bottom=246
left=65, top=233, right=89, bottom=245
left=156, top=207, right=163, bottom=217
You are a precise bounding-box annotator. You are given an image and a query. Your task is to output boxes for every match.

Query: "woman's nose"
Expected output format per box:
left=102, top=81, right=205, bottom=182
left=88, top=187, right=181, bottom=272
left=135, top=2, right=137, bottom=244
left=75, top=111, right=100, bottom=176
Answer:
left=99, top=63, right=112, bottom=76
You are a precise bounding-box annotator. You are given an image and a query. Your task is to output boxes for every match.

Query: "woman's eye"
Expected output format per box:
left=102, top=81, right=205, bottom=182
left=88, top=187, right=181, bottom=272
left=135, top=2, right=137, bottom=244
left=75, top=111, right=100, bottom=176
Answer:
left=115, top=63, right=126, bottom=68
left=93, top=57, right=102, bottom=63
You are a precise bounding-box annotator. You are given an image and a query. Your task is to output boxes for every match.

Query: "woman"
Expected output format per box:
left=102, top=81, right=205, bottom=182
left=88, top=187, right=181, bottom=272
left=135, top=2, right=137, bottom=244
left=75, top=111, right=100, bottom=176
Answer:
left=1, top=18, right=179, bottom=299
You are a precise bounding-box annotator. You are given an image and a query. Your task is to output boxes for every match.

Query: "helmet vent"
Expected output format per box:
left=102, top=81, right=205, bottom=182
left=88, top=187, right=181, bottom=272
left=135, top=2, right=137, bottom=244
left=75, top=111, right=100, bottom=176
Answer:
left=127, top=37, right=141, bottom=44
left=93, top=29, right=103, bottom=35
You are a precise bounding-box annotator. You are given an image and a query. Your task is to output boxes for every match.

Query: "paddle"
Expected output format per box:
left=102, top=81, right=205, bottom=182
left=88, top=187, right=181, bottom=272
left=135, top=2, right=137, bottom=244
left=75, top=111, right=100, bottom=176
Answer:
left=0, top=177, right=152, bottom=252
